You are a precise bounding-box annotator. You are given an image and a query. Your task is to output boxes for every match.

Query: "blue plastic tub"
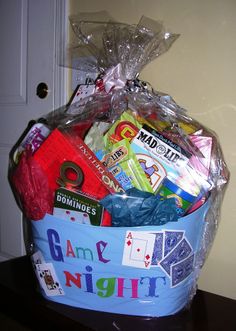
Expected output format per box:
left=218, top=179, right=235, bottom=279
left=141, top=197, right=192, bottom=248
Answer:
left=31, top=199, right=209, bottom=317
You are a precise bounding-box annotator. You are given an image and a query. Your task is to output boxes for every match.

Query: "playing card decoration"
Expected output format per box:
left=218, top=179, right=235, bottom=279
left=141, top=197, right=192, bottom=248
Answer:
left=31, top=251, right=64, bottom=296
left=8, top=14, right=229, bottom=320
left=160, top=237, right=192, bottom=277
left=122, top=231, right=156, bottom=269
left=171, top=254, right=194, bottom=287
left=163, top=230, right=184, bottom=257
left=122, top=229, right=195, bottom=287
left=67, top=83, right=96, bottom=114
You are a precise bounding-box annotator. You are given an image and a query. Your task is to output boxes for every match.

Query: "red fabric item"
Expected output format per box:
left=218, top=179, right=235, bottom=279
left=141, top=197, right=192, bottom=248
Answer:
left=11, top=149, right=54, bottom=220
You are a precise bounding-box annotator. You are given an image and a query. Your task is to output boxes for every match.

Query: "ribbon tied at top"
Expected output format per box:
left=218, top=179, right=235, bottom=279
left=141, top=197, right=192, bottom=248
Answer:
left=102, top=63, right=126, bottom=93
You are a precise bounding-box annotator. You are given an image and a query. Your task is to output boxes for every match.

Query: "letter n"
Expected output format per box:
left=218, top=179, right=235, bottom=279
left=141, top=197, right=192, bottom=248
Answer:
left=63, top=271, right=82, bottom=288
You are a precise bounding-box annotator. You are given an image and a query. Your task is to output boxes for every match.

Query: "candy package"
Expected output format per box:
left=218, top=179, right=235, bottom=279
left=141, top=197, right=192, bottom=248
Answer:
left=8, top=14, right=229, bottom=321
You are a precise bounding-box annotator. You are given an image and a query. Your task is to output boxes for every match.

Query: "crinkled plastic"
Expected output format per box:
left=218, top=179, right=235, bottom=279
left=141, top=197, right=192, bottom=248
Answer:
left=8, top=14, right=229, bottom=324
left=67, top=14, right=179, bottom=79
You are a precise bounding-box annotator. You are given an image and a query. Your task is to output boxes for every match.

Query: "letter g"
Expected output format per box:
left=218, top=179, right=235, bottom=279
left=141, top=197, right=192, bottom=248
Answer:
left=47, top=229, right=64, bottom=262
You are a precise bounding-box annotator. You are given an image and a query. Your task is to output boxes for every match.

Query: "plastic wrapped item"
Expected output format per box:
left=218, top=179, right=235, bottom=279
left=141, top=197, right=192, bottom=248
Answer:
left=8, top=14, right=229, bottom=322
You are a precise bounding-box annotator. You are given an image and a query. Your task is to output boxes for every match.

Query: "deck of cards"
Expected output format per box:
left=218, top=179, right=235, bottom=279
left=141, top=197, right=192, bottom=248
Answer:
left=122, top=229, right=195, bottom=287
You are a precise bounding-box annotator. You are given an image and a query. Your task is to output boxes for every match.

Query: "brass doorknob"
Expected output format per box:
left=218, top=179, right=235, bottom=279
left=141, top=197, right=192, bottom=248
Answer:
left=36, top=82, right=49, bottom=99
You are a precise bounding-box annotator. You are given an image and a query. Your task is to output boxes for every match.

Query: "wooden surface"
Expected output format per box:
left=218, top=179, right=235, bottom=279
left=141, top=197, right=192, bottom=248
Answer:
left=0, top=256, right=235, bottom=330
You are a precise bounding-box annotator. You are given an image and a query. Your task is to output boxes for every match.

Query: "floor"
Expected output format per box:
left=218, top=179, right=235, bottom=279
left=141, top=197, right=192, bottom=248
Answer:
left=0, top=312, right=31, bottom=331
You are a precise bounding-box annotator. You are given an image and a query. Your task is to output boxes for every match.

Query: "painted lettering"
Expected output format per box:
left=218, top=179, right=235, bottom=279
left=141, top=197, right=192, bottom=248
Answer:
left=140, top=276, right=166, bottom=297
left=76, top=247, right=93, bottom=261
left=96, top=277, right=116, bottom=298
left=66, top=240, right=76, bottom=258
left=83, top=265, right=95, bottom=293
left=47, top=228, right=64, bottom=262
left=96, top=241, right=110, bottom=264
left=64, top=271, right=81, bottom=288
left=117, top=278, right=139, bottom=298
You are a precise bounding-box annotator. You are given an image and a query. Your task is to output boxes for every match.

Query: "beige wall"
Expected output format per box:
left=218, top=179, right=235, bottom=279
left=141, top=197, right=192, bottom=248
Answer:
left=69, top=0, right=236, bottom=299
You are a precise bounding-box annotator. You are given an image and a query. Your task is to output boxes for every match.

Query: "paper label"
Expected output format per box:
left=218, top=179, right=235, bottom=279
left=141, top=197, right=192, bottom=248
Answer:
left=97, top=139, right=153, bottom=192
left=131, top=125, right=192, bottom=191
left=133, top=125, right=191, bottom=167
left=13, top=123, right=50, bottom=163
left=53, top=188, right=104, bottom=226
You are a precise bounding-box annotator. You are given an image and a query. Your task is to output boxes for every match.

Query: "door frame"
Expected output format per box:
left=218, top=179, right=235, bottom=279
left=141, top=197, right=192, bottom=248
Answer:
left=18, top=0, right=69, bottom=257
left=54, top=0, right=69, bottom=108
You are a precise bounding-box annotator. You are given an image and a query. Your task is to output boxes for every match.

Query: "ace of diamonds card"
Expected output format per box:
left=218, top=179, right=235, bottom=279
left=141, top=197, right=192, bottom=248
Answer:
left=122, top=231, right=156, bottom=269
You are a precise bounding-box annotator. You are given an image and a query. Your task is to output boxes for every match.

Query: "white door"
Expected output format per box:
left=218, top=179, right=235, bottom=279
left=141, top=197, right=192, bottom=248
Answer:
left=0, top=0, right=68, bottom=260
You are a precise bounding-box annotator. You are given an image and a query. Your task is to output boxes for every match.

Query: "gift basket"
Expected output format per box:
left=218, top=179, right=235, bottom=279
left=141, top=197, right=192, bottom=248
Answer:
left=8, top=15, right=229, bottom=320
